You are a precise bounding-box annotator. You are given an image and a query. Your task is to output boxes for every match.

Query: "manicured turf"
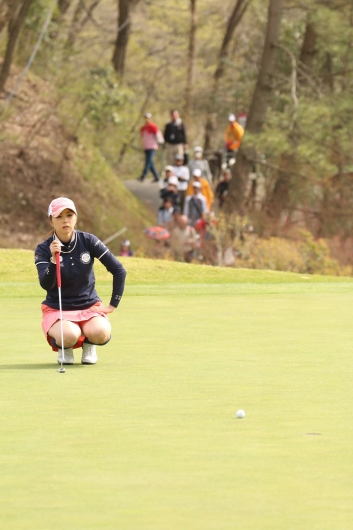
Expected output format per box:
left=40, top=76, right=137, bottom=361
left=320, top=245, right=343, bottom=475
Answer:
left=1, top=250, right=353, bottom=528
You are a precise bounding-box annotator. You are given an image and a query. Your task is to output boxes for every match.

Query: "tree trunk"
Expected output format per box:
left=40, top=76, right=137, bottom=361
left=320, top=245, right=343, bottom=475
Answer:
left=299, top=22, right=316, bottom=70
left=184, top=0, right=197, bottom=122
left=325, top=52, right=334, bottom=92
left=112, top=0, right=132, bottom=77
left=0, top=0, right=10, bottom=36
left=51, top=0, right=74, bottom=38
left=57, top=0, right=72, bottom=16
left=298, top=21, right=316, bottom=84
left=0, top=0, right=34, bottom=93
left=65, top=0, right=100, bottom=47
left=65, top=0, right=84, bottom=48
left=245, top=0, right=284, bottom=134
left=204, top=0, right=251, bottom=150
left=226, top=0, right=284, bottom=212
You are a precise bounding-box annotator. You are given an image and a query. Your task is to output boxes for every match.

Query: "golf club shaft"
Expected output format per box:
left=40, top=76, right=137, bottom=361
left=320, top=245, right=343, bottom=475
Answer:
left=56, top=253, right=64, bottom=368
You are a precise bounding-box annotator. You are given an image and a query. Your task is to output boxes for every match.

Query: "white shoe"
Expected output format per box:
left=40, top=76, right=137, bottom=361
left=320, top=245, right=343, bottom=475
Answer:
left=81, top=342, right=98, bottom=364
left=57, top=347, right=74, bottom=365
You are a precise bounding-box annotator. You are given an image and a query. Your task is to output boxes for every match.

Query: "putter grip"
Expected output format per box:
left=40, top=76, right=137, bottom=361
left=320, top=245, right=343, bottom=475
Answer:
left=55, top=252, right=61, bottom=288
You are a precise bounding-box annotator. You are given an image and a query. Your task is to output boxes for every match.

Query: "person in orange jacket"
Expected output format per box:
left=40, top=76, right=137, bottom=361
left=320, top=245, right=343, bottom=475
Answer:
left=224, top=113, right=244, bottom=163
left=185, top=168, right=214, bottom=211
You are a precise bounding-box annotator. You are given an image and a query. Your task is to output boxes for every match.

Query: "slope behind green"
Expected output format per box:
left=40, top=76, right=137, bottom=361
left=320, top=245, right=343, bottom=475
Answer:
left=2, top=249, right=353, bottom=285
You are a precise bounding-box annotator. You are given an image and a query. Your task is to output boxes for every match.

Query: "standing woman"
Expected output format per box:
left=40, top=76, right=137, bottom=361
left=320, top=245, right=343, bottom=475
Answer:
left=34, top=197, right=127, bottom=365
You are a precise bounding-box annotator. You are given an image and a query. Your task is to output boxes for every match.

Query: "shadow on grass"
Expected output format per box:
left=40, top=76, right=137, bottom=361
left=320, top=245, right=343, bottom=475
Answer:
left=0, top=363, right=86, bottom=370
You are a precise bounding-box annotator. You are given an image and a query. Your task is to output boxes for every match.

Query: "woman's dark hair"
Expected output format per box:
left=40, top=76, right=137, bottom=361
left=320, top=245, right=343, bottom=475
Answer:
left=44, top=228, right=55, bottom=241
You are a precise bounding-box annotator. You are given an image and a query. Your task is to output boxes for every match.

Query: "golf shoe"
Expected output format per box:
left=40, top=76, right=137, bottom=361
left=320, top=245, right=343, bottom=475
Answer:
left=57, top=347, right=74, bottom=365
left=81, top=342, right=98, bottom=364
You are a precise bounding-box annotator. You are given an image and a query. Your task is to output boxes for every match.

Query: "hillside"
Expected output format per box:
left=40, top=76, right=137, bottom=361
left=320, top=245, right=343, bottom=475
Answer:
left=0, top=66, right=154, bottom=255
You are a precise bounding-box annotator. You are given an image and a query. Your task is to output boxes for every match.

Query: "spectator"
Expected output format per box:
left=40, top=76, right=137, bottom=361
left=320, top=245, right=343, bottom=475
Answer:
left=186, top=168, right=214, bottom=211
left=215, top=168, right=232, bottom=208
left=188, top=146, right=212, bottom=184
left=224, top=113, right=244, bottom=164
left=138, top=112, right=164, bottom=182
left=163, top=165, right=175, bottom=183
left=163, top=109, right=188, bottom=165
left=173, top=153, right=190, bottom=211
left=158, top=198, right=174, bottom=226
left=170, top=215, right=198, bottom=262
left=184, top=181, right=208, bottom=226
left=160, top=176, right=180, bottom=207
left=167, top=205, right=181, bottom=231
left=119, top=240, right=133, bottom=257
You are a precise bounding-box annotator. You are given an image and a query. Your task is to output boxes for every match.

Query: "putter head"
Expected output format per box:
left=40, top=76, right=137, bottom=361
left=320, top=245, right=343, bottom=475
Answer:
left=57, top=367, right=66, bottom=373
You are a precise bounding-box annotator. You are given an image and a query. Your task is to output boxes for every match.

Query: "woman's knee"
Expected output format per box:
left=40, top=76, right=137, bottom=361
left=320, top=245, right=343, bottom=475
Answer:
left=49, top=321, right=81, bottom=348
left=86, top=327, right=111, bottom=345
left=83, top=319, right=111, bottom=345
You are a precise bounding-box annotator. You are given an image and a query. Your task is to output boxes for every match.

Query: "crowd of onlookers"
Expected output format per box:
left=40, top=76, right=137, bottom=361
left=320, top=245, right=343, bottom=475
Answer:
left=137, top=109, right=245, bottom=262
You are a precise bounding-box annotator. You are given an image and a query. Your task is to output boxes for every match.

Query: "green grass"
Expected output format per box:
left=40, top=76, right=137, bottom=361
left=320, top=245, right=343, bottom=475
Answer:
left=1, top=250, right=353, bottom=528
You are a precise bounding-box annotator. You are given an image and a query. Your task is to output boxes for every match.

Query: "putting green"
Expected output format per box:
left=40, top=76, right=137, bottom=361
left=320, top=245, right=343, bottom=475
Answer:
left=0, top=252, right=353, bottom=529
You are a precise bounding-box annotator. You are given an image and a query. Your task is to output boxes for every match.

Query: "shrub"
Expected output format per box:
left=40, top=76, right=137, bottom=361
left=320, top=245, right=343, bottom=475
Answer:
left=233, top=232, right=351, bottom=276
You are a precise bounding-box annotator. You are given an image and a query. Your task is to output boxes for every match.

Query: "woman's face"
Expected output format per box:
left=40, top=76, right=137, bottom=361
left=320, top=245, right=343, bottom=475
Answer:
left=50, top=208, right=77, bottom=241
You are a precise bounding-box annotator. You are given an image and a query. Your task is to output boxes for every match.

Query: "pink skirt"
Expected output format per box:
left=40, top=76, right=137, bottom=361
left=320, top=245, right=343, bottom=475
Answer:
left=41, top=303, right=108, bottom=336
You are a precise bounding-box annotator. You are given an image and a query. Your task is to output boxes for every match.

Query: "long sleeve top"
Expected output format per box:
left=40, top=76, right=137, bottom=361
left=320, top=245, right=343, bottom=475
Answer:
left=185, top=178, right=214, bottom=210
left=164, top=120, right=187, bottom=145
left=173, top=165, right=190, bottom=191
left=34, top=231, right=126, bottom=310
left=140, top=121, right=161, bottom=150
left=224, top=122, right=244, bottom=151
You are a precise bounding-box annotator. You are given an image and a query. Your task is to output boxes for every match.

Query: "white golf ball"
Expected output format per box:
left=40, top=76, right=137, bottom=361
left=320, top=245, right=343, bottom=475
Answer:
left=236, top=409, right=245, bottom=418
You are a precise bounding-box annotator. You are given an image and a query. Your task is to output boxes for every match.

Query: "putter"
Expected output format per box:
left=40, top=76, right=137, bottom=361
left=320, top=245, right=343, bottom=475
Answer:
left=56, top=252, right=66, bottom=374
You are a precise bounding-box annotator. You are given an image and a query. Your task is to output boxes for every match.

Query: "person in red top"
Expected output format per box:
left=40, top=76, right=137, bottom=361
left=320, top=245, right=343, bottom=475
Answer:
left=138, top=112, right=164, bottom=182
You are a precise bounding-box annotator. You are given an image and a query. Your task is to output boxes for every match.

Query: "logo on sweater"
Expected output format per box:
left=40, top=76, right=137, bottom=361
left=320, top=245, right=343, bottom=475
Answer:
left=80, top=252, right=91, bottom=264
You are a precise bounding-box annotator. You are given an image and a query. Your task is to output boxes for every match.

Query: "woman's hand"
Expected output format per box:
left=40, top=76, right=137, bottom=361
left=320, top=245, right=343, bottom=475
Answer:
left=50, top=240, right=61, bottom=259
left=87, top=304, right=115, bottom=314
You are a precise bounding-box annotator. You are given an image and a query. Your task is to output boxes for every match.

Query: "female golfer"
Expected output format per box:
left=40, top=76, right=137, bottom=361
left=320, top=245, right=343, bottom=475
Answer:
left=35, top=197, right=126, bottom=365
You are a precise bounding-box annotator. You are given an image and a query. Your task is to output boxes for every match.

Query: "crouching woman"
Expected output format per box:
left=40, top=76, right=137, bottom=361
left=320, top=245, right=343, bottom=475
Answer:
left=34, top=197, right=126, bottom=365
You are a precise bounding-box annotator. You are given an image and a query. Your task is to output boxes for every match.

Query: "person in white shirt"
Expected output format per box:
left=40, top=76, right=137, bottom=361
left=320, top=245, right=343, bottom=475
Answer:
left=183, top=181, right=208, bottom=226
left=173, top=154, right=190, bottom=210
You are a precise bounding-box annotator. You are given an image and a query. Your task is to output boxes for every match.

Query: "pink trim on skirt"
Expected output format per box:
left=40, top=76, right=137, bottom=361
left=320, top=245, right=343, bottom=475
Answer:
left=41, top=303, right=108, bottom=336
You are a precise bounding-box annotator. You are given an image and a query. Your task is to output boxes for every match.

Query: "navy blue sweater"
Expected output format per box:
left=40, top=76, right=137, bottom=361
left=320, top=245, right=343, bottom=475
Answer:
left=35, top=231, right=126, bottom=310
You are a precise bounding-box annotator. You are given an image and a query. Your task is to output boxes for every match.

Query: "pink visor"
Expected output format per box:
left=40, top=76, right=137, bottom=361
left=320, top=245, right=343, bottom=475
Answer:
left=48, top=197, right=77, bottom=218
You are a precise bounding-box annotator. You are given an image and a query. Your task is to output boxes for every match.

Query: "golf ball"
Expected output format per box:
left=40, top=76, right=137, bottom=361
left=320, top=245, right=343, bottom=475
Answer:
left=236, top=409, right=245, bottom=418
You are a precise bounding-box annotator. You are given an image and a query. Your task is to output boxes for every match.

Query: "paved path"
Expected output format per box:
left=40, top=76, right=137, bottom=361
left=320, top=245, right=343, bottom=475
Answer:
left=124, top=179, right=161, bottom=213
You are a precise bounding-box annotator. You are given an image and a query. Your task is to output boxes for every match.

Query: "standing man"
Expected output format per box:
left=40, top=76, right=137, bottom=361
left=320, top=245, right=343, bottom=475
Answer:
left=164, top=109, right=188, bottom=165
left=138, top=112, right=164, bottom=182
left=224, top=113, right=244, bottom=165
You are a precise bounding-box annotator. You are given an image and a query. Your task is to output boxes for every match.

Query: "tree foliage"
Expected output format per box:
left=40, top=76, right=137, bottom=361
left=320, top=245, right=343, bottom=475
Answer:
left=0, top=0, right=352, bottom=242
